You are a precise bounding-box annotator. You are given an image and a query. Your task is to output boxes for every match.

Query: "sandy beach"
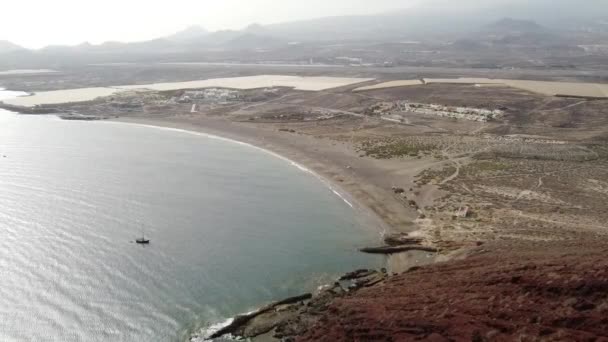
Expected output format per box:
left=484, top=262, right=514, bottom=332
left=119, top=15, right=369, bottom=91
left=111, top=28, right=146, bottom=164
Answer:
left=116, top=116, right=417, bottom=231
left=113, top=115, right=450, bottom=273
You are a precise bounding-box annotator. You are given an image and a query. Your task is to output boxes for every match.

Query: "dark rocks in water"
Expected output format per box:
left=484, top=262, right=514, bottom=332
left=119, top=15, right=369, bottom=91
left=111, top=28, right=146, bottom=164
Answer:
left=0, top=103, right=60, bottom=114
left=0, top=103, right=104, bottom=120
left=210, top=269, right=388, bottom=341
left=360, top=245, right=438, bottom=254
left=383, top=233, right=424, bottom=246
left=339, top=269, right=376, bottom=281
left=209, top=293, right=312, bottom=339
left=361, top=233, right=438, bottom=254
left=338, top=269, right=388, bottom=290
left=59, top=115, right=104, bottom=121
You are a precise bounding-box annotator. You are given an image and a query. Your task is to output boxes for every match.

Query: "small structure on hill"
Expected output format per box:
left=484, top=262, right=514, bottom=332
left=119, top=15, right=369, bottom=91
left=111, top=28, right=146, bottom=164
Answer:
left=454, top=206, right=470, bottom=219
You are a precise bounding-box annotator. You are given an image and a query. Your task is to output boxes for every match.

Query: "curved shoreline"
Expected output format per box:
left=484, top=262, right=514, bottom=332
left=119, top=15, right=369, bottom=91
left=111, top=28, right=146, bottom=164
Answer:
left=105, top=117, right=404, bottom=341
left=0, top=110, right=392, bottom=342
left=104, top=121, right=357, bottom=209
left=105, top=118, right=398, bottom=237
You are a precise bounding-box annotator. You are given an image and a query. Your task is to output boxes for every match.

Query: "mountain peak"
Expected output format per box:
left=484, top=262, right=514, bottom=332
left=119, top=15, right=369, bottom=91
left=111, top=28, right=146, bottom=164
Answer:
left=0, top=40, right=25, bottom=53
left=166, top=25, right=209, bottom=42
left=245, top=23, right=265, bottom=32
left=486, top=18, right=543, bottom=33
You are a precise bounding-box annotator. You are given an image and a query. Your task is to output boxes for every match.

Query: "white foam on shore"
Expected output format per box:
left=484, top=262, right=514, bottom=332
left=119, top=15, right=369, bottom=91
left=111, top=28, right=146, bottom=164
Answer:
left=333, top=190, right=354, bottom=208
left=98, top=121, right=357, bottom=209
left=189, top=317, right=235, bottom=341
left=189, top=307, right=262, bottom=341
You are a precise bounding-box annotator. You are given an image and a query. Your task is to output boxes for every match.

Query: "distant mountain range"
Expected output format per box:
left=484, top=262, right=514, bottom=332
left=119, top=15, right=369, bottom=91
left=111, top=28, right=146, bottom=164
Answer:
left=166, top=25, right=209, bottom=42
left=0, top=0, right=606, bottom=69
left=484, top=18, right=544, bottom=34
left=0, top=40, right=25, bottom=54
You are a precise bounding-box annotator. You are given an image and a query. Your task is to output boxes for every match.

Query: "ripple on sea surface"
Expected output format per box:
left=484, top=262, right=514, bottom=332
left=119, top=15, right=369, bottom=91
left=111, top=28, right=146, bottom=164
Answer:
left=0, top=107, right=382, bottom=341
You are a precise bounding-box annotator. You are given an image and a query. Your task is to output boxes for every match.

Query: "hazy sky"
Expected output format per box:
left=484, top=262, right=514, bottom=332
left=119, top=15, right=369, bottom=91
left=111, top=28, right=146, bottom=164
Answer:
left=1, top=0, right=415, bottom=48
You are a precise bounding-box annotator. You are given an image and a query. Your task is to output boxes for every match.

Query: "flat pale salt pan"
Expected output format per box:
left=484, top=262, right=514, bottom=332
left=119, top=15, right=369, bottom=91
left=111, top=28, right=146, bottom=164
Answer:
left=115, top=75, right=373, bottom=92
left=2, top=88, right=123, bottom=106
left=601, top=84, right=608, bottom=97
left=353, top=80, right=423, bottom=92
left=501, top=80, right=608, bottom=98
left=0, top=69, right=57, bottom=76
left=1, top=75, right=373, bottom=107
left=424, top=78, right=608, bottom=98
left=424, top=78, right=504, bottom=84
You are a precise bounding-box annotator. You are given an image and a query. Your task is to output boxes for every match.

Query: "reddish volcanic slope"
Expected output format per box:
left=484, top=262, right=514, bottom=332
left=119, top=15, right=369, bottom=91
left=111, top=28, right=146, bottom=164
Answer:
left=299, top=241, right=608, bottom=342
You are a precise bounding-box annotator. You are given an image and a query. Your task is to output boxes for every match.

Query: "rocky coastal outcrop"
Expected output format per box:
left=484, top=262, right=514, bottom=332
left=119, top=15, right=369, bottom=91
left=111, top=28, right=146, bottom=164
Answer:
left=207, top=239, right=608, bottom=341
left=299, top=240, right=608, bottom=341
left=206, top=269, right=388, bottom=341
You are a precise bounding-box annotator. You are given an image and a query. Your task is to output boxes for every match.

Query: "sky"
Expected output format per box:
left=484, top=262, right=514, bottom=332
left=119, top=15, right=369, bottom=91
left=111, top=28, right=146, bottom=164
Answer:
left=0, top=0, right=416, bottom=49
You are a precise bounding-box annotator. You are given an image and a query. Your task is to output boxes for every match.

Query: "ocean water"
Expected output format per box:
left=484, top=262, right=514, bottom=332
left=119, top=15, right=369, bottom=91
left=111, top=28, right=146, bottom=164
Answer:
left=0, top=91, right=382, bottom=341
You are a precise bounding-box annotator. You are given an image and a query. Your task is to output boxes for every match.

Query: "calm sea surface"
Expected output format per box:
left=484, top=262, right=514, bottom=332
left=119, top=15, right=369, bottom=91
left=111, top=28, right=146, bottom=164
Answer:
left=0, top=90, right=382, bottom=341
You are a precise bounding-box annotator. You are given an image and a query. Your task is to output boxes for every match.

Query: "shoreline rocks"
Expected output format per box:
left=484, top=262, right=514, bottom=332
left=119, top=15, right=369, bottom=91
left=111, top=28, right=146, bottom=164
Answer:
left=359, top=245, right=438, bottom=254
left=59, top=115, right=106, bottom=121
left=383, top=233, right=424, bottom=246
left=208, top=293, right=313, bottom=339
left=359, top=233, right=438, bottom=254
left=206, top=269, right=388, bottom=341
left=298, top=241, right=608, bottom=341
left=0, top=102, right=60, bottom=114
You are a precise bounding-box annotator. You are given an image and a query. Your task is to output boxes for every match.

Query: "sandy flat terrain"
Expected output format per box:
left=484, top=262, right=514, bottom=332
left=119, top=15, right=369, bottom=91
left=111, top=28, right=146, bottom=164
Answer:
left=2, top=75, right=373, bottom=107
left=352, top=77, right=608, bottom=98
left=353, top=80, right=423, bottom=91
left=502, top=79, right=608, bottom=97
left=114, top=75, right=373, bottom=92
left=3, top=87, right=123, bottom=106
left=0, top=69, right=57, bottom=76
left=427, top=78, right=608, bottom=98
left=424, top=77, right=504, bottom=85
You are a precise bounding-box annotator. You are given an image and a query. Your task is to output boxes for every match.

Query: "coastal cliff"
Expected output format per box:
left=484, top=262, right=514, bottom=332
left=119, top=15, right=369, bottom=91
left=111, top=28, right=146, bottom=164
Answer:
left=299, top=240, right=608, bottom=341
left=208, top=240, right=608, bottom=341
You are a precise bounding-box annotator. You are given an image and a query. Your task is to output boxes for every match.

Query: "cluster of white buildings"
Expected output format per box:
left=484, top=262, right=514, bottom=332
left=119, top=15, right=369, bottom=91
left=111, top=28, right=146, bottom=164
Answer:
left=171, top=88, right=241, bottom=104
left=368, top=101, right=504, bottom=122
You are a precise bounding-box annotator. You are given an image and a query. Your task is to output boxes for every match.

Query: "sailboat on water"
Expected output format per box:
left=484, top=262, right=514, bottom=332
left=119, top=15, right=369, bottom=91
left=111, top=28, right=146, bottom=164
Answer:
left=136, top=228, right=150, bottom=244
